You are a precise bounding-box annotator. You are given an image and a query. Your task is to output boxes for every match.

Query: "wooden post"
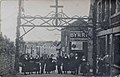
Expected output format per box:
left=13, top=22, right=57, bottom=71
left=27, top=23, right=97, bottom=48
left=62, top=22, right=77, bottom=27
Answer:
left=92, top=0, right=97, bottom=75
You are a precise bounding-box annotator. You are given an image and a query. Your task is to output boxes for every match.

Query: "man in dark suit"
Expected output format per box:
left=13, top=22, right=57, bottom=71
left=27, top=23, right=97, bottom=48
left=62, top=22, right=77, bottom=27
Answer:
left=57, top=54, right=63, bottom=74
left=74, top=53, right=80, bottom=75
left=69, top=53, right=76, bottom=75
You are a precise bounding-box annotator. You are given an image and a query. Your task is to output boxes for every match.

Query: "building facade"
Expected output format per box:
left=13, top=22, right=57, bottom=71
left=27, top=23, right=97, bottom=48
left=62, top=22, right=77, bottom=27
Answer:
left=61, top=19, right=92, bottom=62
left=90, top=0, right=120, bottom=76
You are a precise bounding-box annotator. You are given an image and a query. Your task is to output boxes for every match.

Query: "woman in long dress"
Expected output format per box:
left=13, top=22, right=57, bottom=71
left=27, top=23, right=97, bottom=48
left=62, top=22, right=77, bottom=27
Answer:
left=69, top=53, right=76, bottom=74
left=45, top=55, right=52, bottom=74
left=80, top=56, right=87, bottom=76
left=62, top=54, right=69, bottom=74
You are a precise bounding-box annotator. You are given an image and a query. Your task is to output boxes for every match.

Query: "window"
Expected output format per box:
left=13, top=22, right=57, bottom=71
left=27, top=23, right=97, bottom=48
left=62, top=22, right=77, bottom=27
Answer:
left=97, top=2, right=102, bottom=22
left=111, top=0, right=116, bottom=15
left=105, top=0, right=110, bottom=21
left=116, top=0, right=120, bottom=12
left=102, top=0, right=105, bottom=21
left=99, top=37, right=106, bottom=56
left=114, top=34, right=120, bottom=66
left=71, top=41, right=83, bottom=51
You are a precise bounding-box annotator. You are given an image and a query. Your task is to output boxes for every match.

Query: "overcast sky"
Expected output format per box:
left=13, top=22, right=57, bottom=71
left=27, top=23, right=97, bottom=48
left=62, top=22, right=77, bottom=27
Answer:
left=1, top=0, right=90, bottom=41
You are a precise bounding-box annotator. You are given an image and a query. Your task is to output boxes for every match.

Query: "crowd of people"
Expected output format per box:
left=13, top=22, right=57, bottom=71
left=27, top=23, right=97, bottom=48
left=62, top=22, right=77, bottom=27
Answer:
left=19, top=53, right=91, bottom=75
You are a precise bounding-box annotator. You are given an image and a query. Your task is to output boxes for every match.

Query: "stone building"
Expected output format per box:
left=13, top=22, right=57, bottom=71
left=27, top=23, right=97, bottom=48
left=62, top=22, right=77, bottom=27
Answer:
left=61, top=19, right=93, bottom=63
left=90, top=0, right=120, bottom=76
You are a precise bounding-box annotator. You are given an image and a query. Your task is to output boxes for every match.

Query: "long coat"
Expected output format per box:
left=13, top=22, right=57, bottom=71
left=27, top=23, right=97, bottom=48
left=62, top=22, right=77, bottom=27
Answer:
left=51, top=58, right=56, bottom=71
left=81, top=59, right=89, bottom=73
left=22, top=58, right=30, bottom=72
left=74, top=57, right=81, bottom=68
left=45, top=58, right=52, bottom=72
left=69, top=57, right=76, bottom=71
left=63, top=56, right=69, bottom=71
left=57, top=56, right=63, bottom=66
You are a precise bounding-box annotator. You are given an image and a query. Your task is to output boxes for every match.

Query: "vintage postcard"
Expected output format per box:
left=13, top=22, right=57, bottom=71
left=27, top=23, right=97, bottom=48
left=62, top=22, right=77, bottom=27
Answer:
left=0, top=0, right=120, bottom=77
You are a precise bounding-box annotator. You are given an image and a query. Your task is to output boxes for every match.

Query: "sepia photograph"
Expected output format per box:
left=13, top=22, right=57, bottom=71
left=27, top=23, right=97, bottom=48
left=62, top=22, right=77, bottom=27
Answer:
left=0, top=0, right=120, bottom=77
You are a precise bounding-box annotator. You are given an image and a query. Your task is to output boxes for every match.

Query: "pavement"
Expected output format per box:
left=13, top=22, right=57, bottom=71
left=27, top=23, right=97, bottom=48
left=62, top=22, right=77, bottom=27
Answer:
left=16, top=73, right=88, bottom=77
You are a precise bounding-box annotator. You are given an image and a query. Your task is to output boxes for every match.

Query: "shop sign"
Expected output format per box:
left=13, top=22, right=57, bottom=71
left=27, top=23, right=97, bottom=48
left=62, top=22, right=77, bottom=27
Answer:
left=70, top=31, right=88, bottom=41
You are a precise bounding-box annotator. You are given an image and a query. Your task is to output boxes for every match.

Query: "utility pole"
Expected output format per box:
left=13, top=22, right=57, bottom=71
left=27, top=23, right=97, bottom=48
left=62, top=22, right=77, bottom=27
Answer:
left=92, top=0, right=97, bottom=76
left=15, top=0, right=22, bottom=73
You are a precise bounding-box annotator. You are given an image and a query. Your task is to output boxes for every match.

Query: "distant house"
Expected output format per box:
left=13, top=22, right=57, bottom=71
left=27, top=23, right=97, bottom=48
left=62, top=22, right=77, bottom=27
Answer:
left=25, top=41, right=58, bottom=57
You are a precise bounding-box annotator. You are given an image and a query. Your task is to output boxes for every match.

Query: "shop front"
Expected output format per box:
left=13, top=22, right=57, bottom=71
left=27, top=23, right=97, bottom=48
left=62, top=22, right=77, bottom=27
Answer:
left=97, top=26, right=120, bottom=76
left=69, top=30, right=88, bottom=60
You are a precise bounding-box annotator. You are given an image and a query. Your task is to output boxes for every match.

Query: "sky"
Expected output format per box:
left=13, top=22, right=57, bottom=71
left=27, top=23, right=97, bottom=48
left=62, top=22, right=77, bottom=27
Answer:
left=1, top=0, right=90, bottom=41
